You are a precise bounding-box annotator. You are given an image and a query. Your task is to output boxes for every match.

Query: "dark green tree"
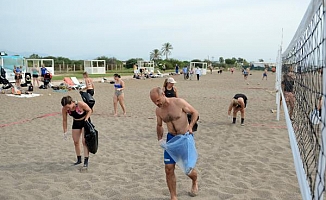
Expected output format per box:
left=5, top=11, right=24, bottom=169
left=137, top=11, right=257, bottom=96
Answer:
left=150, top=49, right=161, bottom=61
left=28, top=54, right=42, bottom=59
left=125, top=58, right=139, bottom=69
left=219, top=57, right=224, bottom=64
left=225, top=58, right=236, bottom=65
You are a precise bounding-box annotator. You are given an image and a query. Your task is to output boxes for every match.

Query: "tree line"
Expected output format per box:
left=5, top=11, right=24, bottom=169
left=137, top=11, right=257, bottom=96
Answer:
left=26, top=42, right=256, bottom=71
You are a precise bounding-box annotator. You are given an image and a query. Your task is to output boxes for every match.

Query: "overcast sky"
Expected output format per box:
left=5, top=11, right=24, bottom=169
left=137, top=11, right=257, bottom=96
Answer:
left=0, top=0, right=311, bottom=62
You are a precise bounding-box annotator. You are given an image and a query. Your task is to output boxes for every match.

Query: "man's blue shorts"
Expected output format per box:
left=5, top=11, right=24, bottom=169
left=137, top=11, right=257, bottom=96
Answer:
left=164, top=133, right=176, bottom=164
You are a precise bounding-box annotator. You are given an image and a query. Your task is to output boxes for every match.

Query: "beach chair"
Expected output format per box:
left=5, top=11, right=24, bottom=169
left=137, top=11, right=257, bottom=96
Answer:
left=71, top=77, right=86, bottom=89
left=151, top=70, right=163, bottom=78
left=156, top=70, right=163, bottom=78
left=63, top=77, right=82, bottom=90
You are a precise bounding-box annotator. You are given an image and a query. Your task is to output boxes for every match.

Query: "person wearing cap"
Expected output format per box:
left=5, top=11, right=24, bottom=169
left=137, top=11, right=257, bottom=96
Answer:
left=163, top=77, right=178, bottom=98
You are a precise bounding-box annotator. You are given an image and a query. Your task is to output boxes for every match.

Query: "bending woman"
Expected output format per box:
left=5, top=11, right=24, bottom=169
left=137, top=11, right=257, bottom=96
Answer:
left=113, top=74, right=126, bottom=116
left=61, top=96, right=92, bottom=168
left=228, top=94, right=247, bottom=126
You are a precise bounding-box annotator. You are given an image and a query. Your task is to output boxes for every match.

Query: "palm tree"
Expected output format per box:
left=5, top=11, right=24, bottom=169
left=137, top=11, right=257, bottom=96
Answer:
left=150, top=49, right=161, bottom=61
left=161, top=42, right=173, bottom=60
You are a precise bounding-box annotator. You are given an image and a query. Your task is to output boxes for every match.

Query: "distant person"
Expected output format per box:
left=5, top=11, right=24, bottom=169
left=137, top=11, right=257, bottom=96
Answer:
left=113, top=73, right=126, bottom=116
left=82, top=72, right=95, bottom=96
left=40, top=64, right=47, bottom=77
left=195, top=67, right=201, bottom=81
left=230, top=67, right=234, bottom=74
left=162, top=64, right=166, bottom=73
left=262, top=68, right=268, bottom=80
left=149, top=87, right=199, bottom=200
left=19, top=66, right=23, bottom=85
left=32, top=65, right=40, bottom=87
left=228, top=94, right=248, bottom=126
left=209, top=65, right=213, bottom=74
left=271, top=67, right=276, bottom=73
left=61, top=95, right=92, bottom=168
left=243, top=68, right=248, bottom=80
left=163, top=77, right=178, bottom=98
left=133, top=64, right=138, bottom=77
left=182, top=66, right=188, bottom=80
left=282, top=73, right=295, bottom=119
left=189, top=67, right=194, bottom=80
left=13, top=66, right=19, bottom=87
left=14, top=65, right=22, bottom=87
left=175, top=64, right=179, bottom=74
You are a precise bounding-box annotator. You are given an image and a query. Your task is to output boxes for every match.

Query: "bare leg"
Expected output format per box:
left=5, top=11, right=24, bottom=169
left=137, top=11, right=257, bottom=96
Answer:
left=113, top=95, right=118, bottom=116
left=165, top=164, right=177, bottom=200
left=232, top=110, right=238, bottom=118
left=188, top=169, right=198, bottom=196
left=118, top=94, right=126, bottom=115
left=72, top=129, right=82, bottom=163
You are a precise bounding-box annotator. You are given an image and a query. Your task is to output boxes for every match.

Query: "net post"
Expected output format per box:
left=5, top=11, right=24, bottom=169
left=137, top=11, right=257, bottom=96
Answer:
left=276, top=46, right=282, bottom=121
left=314, top=1, right=326, bottom=199
left=281, top=90, right=312, bottom=200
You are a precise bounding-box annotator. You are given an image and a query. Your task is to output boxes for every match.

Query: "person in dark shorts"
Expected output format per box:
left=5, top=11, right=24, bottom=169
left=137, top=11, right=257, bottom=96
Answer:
left=82, top=72, right=95, bottom=96
left=61, top=96, right=92, bottom=168
left=150, top=87, right=199, bottom=199
left=32, top=65, right=40, bottom=87
left=228, top=94, right=248, bottom=125
left=262, top=68, right=268, bottom=80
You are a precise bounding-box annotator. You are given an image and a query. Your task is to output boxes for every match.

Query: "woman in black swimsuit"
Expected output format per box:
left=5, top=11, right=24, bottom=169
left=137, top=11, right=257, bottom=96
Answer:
left=162, top=77, right=178, bottom=98
left=61, top=96, right=92, bottom=168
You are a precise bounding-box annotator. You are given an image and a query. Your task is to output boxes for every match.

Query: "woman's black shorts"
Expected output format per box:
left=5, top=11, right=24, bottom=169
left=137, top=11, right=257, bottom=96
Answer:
left=72, top=120, right=85, bottom=129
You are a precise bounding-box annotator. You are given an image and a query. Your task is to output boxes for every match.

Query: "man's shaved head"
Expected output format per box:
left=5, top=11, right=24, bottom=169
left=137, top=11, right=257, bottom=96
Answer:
left=150, top=87, right=165, bottom=107
left=150, top=87, right=163, bottom=97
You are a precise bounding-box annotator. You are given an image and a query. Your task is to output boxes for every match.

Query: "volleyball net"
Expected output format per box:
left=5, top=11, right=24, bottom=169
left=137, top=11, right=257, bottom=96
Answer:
left=276, top=0, right=326, bottom=199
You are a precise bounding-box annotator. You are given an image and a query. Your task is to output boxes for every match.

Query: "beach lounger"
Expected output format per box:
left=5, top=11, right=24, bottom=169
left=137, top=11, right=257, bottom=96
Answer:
left=151, top=70, right=164, bottom=78
left=63, top=77, right=85, bottom=90
left=71, top=77, right=86, bottom=89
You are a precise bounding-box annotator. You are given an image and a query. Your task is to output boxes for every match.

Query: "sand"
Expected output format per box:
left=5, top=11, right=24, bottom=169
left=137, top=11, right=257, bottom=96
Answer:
left=0, top=70, right=301, bottom=200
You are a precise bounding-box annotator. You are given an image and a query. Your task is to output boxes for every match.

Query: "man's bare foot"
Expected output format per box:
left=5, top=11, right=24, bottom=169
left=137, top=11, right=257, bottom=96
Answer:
left=188, top=181, right=198, bottom=197
left=123, top=112, right=126, bottom=116
left=113, top=113, right=118, bottom=117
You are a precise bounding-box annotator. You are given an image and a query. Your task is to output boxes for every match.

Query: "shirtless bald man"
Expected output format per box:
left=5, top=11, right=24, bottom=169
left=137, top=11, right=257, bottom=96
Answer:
left=150, top=87, right=199, bottom=200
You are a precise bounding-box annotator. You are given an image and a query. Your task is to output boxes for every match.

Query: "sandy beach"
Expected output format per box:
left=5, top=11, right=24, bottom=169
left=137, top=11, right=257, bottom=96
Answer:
left=0, top=70, right=301, bottom=200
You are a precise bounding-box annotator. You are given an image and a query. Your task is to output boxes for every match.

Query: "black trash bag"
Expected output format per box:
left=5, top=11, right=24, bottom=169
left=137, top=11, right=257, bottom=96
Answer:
left=80, top=91, right=95, bottom=109
left=187, top=114, right=199, bottom=132
left=84, top=120, right=98, bottom=154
